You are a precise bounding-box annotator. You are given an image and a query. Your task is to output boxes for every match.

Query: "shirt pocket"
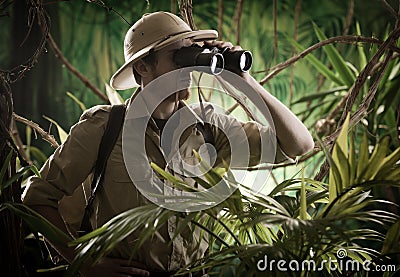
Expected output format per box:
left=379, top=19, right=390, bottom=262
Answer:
left=102, top=164, right=148, bottom=211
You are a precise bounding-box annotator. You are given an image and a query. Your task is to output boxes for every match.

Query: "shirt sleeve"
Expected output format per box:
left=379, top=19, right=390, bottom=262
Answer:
left=22, top=105, right=110, bottom=208
left=206, top=106, right=294, bottom=167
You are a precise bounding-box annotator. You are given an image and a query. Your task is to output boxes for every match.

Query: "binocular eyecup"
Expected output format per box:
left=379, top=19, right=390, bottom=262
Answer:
left=173, top=44, right=252, bottom=75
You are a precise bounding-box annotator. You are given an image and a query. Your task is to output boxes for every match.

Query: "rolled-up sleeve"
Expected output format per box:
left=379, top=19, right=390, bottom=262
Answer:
left=22, top=106, right=110, bottom=208
left=208, top=108, right=294, bottom=167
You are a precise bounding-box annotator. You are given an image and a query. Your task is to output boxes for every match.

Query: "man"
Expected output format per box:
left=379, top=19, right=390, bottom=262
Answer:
left=23, top=11, right=314, bottom=276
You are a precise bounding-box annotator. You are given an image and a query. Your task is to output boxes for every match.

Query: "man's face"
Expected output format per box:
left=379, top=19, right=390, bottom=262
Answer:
left=147, top=38, right=194, bottom=101
left=150, top=38, right=193, bottom=78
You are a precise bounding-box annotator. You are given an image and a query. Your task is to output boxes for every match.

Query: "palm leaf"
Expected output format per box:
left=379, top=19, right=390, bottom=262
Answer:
left=313, top=23, right=355, bottom=86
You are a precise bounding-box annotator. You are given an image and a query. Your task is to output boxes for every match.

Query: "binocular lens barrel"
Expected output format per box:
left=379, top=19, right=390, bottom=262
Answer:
left=173, top=45, right=252, bottom=75
left=196, top=52, right=224, bottom=75
left=222, top=50, right=252, bottom=72
left=173, top=45, right=224, bottom=75
left=240, top=51, right=252, bottom=72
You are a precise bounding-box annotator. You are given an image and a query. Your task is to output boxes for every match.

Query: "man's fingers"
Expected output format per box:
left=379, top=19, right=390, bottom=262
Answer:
left=204, top=40, right=233, bottom=49
left=230, top=45, right=243, bottom=51
left=204, top=40, right=243, bottom=52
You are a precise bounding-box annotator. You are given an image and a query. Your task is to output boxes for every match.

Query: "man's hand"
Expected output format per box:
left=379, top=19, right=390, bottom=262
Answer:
left=203, top=40, right=314, bottom=157
left=80, top=257, right=150, bottom=277
left=203, top=40, right=250, bottom=78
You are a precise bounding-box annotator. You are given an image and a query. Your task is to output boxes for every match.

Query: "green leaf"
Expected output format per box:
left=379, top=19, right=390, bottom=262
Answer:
left=295, top=98, right=337, bottom=117
left=26, top=125, right=31, bottom=160
left=3, top=203, right=69, bottom=244
left=355, top=22, right=367, bottom=70
left=348, top=132, right=356, bottom=186
left=356, top=133, right=369, bottom=183
left=360, top=136, right=390, bottom=181
left=335, top=113, right=350, bottom=156
left=0, top=165, right=40, bottom=194
left=287, top=36, right=345, bottom=85
left=314, top=133, right=341, bottom=202
left=384, top=167, right=400, bottom=181
left=150, top=162, right=198, bottom=192
left=374, top=145, right=400, bottom=180
left=292, top=86, right=347, bottom=105
left=105, top=83, right=124, bottom=105
left=299, top=165, right=309, bottom=220
left=66, top=91, right=86, bottom=111
left=36, top=265, right=69, bottom=273
left=69, top=225, right=109, bottom=245
left=331, top=114, right=350, bottom=190
left=313, top=23, right=355, bottom=86
left=0, top=150, right=13, bottom=187
left=43, top=115, right=68, bottom=144
left=192, top=150, right=223, bottom=186
left=29, top=146, right=48, bottom=165
left=334, top=145, right=350, bottom=192
left=382, top=220, right=400, bottom=254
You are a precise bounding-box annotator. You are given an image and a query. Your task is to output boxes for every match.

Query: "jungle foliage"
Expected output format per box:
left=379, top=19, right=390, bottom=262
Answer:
left=1, top=0, right=399, bottom=276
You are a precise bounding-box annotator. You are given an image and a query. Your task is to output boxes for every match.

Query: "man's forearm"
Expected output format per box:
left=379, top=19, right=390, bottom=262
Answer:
left=243, top=74, right=314, bottom=157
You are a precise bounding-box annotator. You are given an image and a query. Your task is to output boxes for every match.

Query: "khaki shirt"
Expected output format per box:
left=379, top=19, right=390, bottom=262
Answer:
left=22, top=98, right=290, bottom=271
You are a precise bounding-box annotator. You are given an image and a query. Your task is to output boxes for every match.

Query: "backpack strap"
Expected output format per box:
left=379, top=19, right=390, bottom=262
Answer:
left=79, top=104, right=126, bottom=234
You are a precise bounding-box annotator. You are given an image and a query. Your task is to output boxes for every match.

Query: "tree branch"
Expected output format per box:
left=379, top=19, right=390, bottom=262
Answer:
left=313, top=23, right=400, bottom=181
left=1, top=0, right=50, bottom=83
left=290, top=0, right=302, bottom=108
left=218, top=0, right=223, bottom=39
left=47, top=33, right=109, bottom=103
left=179, top=0, right=196, bottom=30
left=342, top=0, right=354, bottom=36
left=380, top=0, right=399, bottom=19
left=338, top=26, right=400, bottom=127
left=273, top=0, right=278, bottom=64
left=258, top=35, right=400, bottom=85
left=13, top=113, right=59, bottom=149
left=232, top=0, right=244, bottom=45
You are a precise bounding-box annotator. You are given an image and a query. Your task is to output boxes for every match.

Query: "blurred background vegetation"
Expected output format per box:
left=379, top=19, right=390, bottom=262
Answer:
left=1, top=0, right=398, bottom=160
left=1, top=0, right=400, bottom=275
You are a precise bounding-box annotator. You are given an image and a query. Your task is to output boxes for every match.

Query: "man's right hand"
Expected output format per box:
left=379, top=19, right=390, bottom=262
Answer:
left=80, top=257, right=150, bottom=277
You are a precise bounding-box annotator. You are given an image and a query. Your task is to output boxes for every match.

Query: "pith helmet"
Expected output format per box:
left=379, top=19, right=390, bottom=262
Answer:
left=110, top=11, right=218, bottom=90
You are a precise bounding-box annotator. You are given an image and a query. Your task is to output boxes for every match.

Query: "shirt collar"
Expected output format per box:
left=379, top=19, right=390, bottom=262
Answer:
left=125, top=88, right=204, bottom=126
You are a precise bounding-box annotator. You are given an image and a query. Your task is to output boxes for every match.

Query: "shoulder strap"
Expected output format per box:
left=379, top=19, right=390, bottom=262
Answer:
left=80, top=104, right=126, bottom=234
left=90, top=104, right=126, bottom=195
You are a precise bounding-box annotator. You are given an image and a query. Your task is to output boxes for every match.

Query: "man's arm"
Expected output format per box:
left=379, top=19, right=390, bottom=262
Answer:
left=241, top=74, right=314, bottom=157
left=204, top=40, right=314, bottom=158
left=23, top=105, right=150, bottom=276
left=29, top=205, right=150, bottom=277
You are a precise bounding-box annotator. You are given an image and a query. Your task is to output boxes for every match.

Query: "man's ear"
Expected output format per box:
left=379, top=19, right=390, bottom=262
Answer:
left=132, top=59, right=152, bottom=78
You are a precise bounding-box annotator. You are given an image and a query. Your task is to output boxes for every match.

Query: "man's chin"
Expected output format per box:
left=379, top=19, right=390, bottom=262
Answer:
left=178, top=89, right=190, bottom=101
left=167, top=89, right=190, bottom=101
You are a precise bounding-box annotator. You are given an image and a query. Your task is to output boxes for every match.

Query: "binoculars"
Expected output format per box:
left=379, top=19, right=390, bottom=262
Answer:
left=173, top=44, right=252, bottom=75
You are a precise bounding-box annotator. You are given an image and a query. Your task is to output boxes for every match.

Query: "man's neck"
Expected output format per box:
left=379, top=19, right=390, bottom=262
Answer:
left=152, top=97, right=177, bottom=119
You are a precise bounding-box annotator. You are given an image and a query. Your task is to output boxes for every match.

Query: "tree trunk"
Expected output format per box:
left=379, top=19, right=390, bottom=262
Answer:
left=0, top=0, right=62, bottom=274
left=0, top=77, right=24, bottom=276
